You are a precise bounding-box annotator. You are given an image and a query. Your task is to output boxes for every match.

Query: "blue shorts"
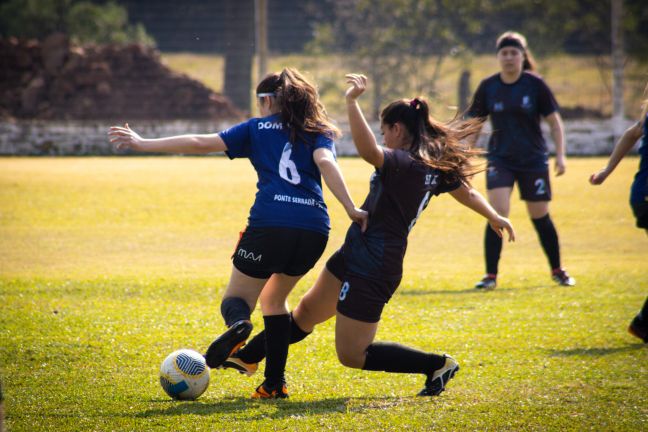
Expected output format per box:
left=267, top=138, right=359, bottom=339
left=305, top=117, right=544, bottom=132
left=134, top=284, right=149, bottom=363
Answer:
left=486, top=161, right=551, bottom=202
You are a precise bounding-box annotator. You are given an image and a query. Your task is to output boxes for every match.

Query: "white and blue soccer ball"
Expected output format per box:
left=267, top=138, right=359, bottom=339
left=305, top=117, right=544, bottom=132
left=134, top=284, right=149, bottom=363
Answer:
left=159, top=349, right=210, bottom=400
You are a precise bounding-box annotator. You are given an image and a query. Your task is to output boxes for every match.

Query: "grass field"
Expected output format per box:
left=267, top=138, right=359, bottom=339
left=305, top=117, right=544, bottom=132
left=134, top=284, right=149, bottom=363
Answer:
left=161, top=52, right=648, bottom=120
left=0, top=157, right=646, bottom=431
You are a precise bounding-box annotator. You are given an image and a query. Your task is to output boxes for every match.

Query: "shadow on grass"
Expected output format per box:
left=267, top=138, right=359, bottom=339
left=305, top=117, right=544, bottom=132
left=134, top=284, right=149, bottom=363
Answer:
left=400, top=284, right=552, bottom=296
left=546, top=344, right=645, bottom=357
left=137, top=395, right=412, bottom=420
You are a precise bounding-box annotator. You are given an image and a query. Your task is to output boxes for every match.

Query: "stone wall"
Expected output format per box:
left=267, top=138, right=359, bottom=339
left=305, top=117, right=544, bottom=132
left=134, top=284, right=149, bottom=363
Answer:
left=0, top=118, right=638, bottom=156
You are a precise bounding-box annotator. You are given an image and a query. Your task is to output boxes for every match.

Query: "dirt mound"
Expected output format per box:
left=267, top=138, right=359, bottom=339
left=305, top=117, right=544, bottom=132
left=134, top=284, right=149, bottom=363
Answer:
left=0, top=33, right=243, bottom=121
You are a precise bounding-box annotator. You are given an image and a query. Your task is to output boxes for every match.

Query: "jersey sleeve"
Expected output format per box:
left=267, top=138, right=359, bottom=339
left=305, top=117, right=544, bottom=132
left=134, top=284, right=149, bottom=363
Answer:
left=434, top=176, right=462, bottom=195
left=466, top=80, right=489, bottom=118
left=220, top=119, right=253, bottom=159
left=537, top=79, right=559, bottom=117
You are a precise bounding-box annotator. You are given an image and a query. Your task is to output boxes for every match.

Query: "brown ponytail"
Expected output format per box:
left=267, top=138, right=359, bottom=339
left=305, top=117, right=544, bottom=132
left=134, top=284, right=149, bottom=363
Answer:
left=256, top=67, right=340, bottom=144
left=381, top=98, right=484, bottom=185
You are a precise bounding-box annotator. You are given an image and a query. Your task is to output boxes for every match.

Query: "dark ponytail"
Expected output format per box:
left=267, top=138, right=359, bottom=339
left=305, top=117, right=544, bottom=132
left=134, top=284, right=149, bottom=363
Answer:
left=381, top=97, right=483, bottom=185
left=256, top=67, right=340, bottom=144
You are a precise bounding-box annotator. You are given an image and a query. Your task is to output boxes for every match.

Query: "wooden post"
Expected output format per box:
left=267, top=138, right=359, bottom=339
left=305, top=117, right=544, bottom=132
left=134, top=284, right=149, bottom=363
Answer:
left=611, top=0, right=624, bottom=139
left=256, top=0, right=268, bottom=82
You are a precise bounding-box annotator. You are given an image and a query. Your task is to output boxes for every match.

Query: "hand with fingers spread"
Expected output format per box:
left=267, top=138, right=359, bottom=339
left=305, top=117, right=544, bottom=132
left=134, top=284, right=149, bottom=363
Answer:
left=345, top=74, right=368, bottom=102
left=108, top=123, right=143, bottom=151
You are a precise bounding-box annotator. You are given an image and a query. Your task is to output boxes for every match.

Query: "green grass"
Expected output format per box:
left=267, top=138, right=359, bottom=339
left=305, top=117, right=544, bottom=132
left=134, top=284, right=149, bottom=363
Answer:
left=1, top=157, right=647, bottom=431
left=161, top=52, right=648, bottom=120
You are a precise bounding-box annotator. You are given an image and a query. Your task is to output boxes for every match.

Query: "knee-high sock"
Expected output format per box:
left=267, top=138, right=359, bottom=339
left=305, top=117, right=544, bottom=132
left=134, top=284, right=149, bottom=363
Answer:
left=485, top=223, right=503, bottom=275
left=262, top=314, right=290, bottom=386
left=531, top=214, right=561, bottom=270
left=237, top=312, right=310, bottom=364
left=639, top=297, right=648, bottom=320
left=220, top=297, right=251, bottom=327
left=362, top=341, right=446, bottom=375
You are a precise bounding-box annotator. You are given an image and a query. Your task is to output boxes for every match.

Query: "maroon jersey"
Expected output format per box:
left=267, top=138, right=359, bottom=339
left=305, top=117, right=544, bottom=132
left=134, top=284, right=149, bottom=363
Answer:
left=340, top=148, right=460, bottom=281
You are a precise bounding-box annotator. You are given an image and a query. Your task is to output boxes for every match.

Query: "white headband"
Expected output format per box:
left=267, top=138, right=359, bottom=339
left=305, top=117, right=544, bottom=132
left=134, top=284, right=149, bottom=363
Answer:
left=256, top=92, right=275, bottom=97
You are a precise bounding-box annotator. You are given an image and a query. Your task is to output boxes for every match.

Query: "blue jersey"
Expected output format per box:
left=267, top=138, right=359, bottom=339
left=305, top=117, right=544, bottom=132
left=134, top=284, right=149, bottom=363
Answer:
left=340, top=148, right=460, bottom=281
left=630, top=114, right=648, bottom=204
left=469, top=72, right=559, bottom=171
left=219, top=114, right=335, bottom=235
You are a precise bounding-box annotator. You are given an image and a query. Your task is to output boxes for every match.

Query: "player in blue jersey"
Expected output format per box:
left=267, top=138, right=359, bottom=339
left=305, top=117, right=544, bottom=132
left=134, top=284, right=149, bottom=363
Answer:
left=109, top=67, right=368, bottom=398
left=590, top=85, right=648, bottom=343
left=222, top=74, right=515, bottom=397
left=467, top=31, right=575, bottom=290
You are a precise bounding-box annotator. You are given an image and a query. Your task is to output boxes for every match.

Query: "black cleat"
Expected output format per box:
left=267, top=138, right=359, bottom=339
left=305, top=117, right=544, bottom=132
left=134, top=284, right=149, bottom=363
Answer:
left=222, top=352, right=258, bottom=376
left=418, top=354, right=460, bottom=397
left=205, top=320, right=253, bottom=368
left=251, top=380, right=289, bottom=399
left=552, top=269, right=576, bottom=286
left=475, top=275, right=497, bottom=290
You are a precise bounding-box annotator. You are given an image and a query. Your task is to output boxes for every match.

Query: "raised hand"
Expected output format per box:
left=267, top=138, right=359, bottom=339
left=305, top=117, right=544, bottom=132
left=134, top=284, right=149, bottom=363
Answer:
left=345, top=74, right=368, bottom=102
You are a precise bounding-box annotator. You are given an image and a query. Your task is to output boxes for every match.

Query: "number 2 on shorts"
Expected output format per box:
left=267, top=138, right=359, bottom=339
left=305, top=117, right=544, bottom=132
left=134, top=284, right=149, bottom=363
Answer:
left=534, top=178, right=546, bottom=196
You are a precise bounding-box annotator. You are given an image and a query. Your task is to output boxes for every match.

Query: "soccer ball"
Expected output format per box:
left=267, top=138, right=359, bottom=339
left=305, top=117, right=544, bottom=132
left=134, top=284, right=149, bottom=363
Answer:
left=159, top=349, right=210, bottom=400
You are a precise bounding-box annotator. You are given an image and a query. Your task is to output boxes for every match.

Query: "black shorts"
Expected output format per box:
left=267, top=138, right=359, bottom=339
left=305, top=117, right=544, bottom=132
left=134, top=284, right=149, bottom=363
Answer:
left=631, top=202, right=648, bottom=230
left=232, top=226, right=328, bottom=279
left=486, top=161, right=551, bottom=201
left=326, top=250, right=401, bottom=323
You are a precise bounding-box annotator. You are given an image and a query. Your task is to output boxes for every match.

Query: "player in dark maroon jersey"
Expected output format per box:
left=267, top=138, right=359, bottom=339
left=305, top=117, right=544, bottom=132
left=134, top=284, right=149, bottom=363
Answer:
left=467, top=31, right=574, bottom=290
left=223, top=74, right=515, bottom=398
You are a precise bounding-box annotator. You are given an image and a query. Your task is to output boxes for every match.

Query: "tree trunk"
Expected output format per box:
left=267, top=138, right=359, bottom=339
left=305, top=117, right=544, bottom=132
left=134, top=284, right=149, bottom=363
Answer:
left=224, top=0, right=255, bottom=114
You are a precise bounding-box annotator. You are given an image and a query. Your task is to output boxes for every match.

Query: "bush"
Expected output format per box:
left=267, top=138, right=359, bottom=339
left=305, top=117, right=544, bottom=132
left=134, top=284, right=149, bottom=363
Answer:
left=0, top=0, right=155, bottom=46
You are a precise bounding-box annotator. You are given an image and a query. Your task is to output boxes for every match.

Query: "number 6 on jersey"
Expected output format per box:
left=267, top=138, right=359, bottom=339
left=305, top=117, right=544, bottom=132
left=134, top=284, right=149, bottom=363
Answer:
left=279, top=142, right=301, bottom=185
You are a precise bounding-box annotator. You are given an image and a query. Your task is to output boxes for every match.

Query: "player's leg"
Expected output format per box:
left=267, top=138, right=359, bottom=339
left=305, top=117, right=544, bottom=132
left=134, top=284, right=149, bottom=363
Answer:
left=629, top=296, right=648, bottom=343
left=476, top=185, right=513, bottom=290
left=521, top=171, right=574, bottom=286
left=335, top=313, right=458, bottom=397
left=231, top=266, right=343, bottom=374
left=205, top=266, right=267, bottom=368
left=252, top=273, right=303, bottom=397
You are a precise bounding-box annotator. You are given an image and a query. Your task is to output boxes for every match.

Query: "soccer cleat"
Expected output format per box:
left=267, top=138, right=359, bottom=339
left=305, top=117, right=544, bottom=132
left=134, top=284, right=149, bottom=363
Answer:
left=417, top=354, right=460, bottom=397
left=222, top=352, right=258, bottom=377
left=628, top=315, right=648, bottom=343
left=552, top=269, right=576, bottom=286
left=251, top=380, right=289, bottom=399
left=475, top=274, right=497, bottom=290
left=204, top=320, right=253, bottom=369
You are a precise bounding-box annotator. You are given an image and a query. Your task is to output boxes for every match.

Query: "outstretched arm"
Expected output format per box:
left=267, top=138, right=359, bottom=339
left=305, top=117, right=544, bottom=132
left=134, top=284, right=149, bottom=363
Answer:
left=449, top=183, right=515, bottom=242
left=545, top=112, right=567, bottom=176
left=108, top=123, right=227, bottom=154
left=345, top=74, right=384, bottom=168
left=314, top=148, right=368, bottom=231
left=590, top=121, right=644, bottom=185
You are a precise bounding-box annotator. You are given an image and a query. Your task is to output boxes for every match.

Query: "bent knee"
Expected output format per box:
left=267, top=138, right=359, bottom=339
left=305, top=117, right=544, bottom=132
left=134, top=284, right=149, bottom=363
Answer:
left=336, top=346, right=365, bottom=369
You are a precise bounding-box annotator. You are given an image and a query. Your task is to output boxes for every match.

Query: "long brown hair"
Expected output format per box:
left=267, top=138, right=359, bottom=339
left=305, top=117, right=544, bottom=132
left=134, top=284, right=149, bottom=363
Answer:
left=381, top=98, right=484, bottom=185
left=256, top=67, right=340, bottom=144
left=496, top=31, right=537, bottom=72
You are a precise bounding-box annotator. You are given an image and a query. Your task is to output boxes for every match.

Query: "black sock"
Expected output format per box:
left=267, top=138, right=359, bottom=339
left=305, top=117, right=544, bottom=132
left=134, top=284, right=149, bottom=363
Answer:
left=485, top=223, right=503, bottom=275
left=238, top=312, right=311, bottom=364
left=531, top=214, right=561, bottom=270
left=263, top=314, right=291, bottom=387
left=220, top=297, right=251, bottom=327
left=639, top=297, right=648, bottom=320
left=362, top=342, right=446, bottom=375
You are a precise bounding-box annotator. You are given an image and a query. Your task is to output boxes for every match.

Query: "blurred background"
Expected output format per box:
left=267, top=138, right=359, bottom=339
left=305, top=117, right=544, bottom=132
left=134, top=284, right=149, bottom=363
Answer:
left=0, top=0, right=646, bottom=155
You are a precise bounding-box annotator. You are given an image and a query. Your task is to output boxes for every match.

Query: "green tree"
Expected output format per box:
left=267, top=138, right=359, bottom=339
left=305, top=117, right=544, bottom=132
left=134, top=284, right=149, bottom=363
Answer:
left=0, top=0, right=155, bottom=46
